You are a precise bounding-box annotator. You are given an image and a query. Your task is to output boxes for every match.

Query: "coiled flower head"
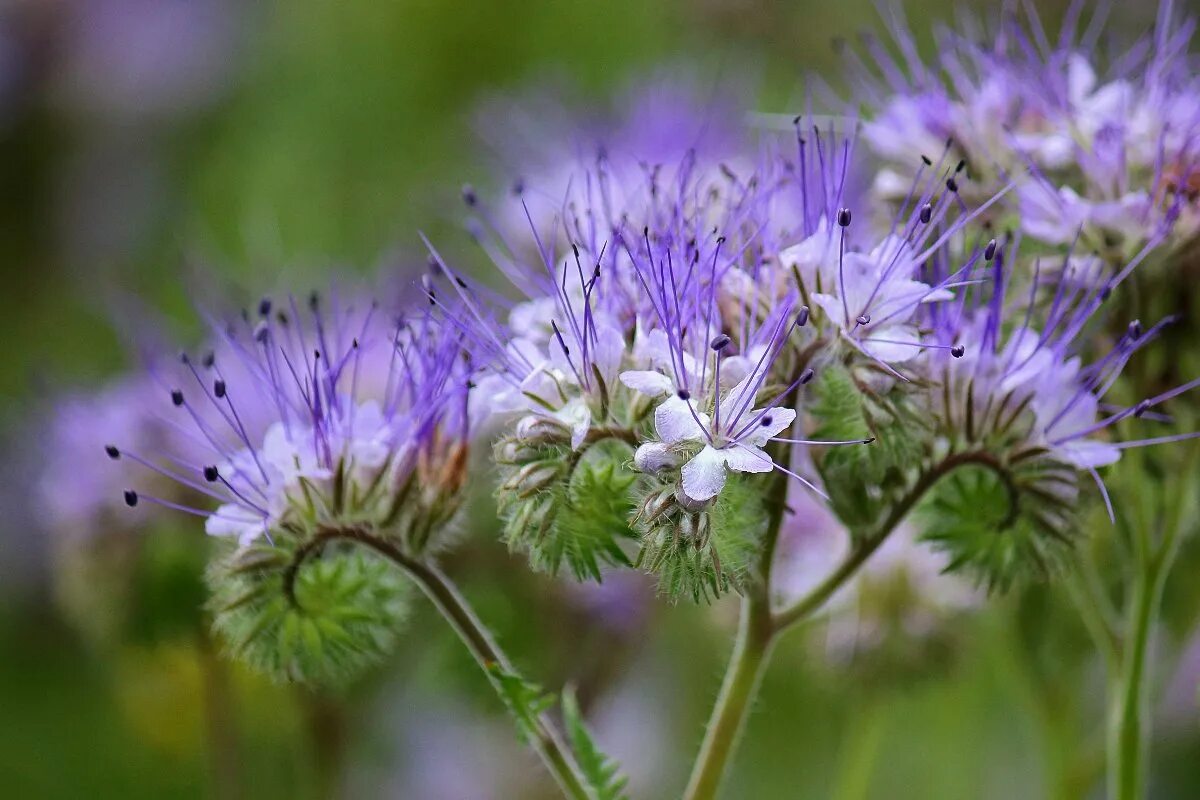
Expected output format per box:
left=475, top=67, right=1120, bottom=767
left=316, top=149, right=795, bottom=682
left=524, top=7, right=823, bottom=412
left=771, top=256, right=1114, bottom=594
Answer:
left=915, top=238, right=1200, bottom=588
left=111, top=290, right=471, bottom=684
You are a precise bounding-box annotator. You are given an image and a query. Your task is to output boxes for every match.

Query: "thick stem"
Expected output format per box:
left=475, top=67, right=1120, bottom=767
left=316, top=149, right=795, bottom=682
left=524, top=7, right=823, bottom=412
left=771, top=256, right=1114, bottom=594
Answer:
left=300, top=527, right=591, bottom=800
left=682, top=594, right=775, bottom=800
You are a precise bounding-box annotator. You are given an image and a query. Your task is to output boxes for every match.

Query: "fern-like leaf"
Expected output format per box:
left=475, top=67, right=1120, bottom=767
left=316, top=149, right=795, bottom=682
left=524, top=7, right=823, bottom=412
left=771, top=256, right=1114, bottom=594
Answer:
left=562, top=688, right=630, bottom=800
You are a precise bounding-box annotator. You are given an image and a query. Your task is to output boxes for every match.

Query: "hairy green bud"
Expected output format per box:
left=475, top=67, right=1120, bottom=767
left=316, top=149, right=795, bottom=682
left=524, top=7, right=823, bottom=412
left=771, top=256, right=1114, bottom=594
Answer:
left=495, top=435, right=638, bottom=582
left=633, top=473, right=768, bottom=603
left=207, top=535, right=411, bottom=686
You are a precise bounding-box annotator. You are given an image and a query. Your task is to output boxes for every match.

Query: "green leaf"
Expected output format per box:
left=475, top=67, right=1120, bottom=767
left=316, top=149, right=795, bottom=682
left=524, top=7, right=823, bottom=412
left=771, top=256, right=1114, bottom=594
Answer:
left=486, top=663, right=555, bottom=746
left=562, top=688, right=630, bottom=800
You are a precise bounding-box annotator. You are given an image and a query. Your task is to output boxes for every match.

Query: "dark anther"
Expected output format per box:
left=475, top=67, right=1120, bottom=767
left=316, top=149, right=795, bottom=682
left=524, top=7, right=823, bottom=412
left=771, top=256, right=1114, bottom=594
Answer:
left=710, top=334, right=732, bottom=351
left=214, top=379, right=227, bottom=398
left=171, top=389, right=184, bottom=407
left=202, top=351, right=215, bottom=368
left=1134, top=400, right=1151, bottom=418
left=124, top=490, right=138, bottom=507
left=919, top=203, right=932, bottom=224
left=1128, top=320, right=1142, bottom=339
left=984, top=239, right=997, bottom=261
left=921, top=155, right=932, bottom=166
left=105, top=445, right=120, bottom=460
left=837, top=208, right=852, bottom=227
left=259, top=297, right=272, bottom=316
left=179, top=351, right=190, bottom=365
left=955, top=159, right=966, bottom=174
left=254, top=321, right=269, bottom=343
left=946, top=177, right=959, bottom=193
left=1099, top=284, right=1113, bottom=301
left=677, top=388, right=691, bottom=401
left=461, top=184, right=477, bottom=206
left=799, top=368, right=815, bottom=384
left=512, top=178, right=525, bottom=195
left=761, top=416, right=773, bottom=427
left=856, top=314, right=871, bottom=325
left=308, top=291, right=320, bottom=311
left=796, top=306, right=810, bottom=327
left=951, top=344, right=965, bottom=358
left=203, top=465, right=219, bottom=482
left=863, top=437, right=876, bottom=444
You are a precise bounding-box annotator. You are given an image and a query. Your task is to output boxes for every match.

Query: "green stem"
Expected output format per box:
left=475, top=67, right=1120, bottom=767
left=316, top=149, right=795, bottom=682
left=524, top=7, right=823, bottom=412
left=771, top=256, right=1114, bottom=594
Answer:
left=1106, top=446, right=1194, bottom=800
left=1108, top=560, right=1161, bottom=800
left=682, top=593, right=776, bottom=800
left=831, top=698, right=887, bottom=800
left=773, top=450, right=996, bottom=632
left=304, top=527, right=592, bottom=800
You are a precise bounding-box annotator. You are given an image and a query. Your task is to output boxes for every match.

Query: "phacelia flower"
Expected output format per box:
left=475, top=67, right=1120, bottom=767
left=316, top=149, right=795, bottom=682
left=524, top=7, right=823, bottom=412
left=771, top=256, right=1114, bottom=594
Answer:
left=848, top=2, right=1200, bottom=255
left=113, top=291, right=471, bottom=550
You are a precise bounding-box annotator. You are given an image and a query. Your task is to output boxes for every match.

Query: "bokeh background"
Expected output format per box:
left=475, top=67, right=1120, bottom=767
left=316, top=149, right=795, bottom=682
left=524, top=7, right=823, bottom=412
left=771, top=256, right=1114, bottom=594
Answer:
left=1, top=0, right=1197, bottom=797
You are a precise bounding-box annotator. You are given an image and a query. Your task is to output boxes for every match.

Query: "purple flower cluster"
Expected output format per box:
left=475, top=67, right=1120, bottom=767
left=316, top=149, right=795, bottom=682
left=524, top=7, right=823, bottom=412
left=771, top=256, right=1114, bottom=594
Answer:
left=104, top=291, right=470, bottom=547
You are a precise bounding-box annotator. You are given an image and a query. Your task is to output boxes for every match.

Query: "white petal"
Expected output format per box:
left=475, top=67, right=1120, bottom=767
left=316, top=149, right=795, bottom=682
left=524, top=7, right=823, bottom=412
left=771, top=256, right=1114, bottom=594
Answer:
left=742, top=406, right=797, bottom=447
left=591, top=322, right=628, bottom=387
left=718, top=373, right=760, bottom=428
left=554, top=399, right=592, bottom=451
left=654, top=395, right=710, bottom=445
left=620, top=370, right=675, bottom=397
left=861, top=324, right=922, bottom=363
left=721, top=444, right=775, bottom=474
left=681, top=445, right=730, bottom=502
left=1060, top=439, right=1121, bottom=469
left=634, top=442, right=678, bottom=473
left=205, top=504, right=267, bottom=544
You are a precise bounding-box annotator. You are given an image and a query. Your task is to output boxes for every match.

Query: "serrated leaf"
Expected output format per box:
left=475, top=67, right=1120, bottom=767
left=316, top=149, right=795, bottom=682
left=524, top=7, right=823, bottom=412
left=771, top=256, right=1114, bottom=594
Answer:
left=562, top=689, right=630, bottom=800
left=486, top=663, right=555, bottom=746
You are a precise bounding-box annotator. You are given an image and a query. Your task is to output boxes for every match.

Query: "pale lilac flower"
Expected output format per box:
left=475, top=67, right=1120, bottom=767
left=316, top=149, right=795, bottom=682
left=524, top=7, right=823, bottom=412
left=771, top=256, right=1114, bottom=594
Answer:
left=112, top=292, right=470, bottom=546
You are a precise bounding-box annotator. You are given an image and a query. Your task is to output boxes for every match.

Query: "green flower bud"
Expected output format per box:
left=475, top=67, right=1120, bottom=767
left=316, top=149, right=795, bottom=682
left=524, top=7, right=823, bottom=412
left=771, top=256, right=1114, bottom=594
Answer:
left=208, top=534, right=411, bottom=687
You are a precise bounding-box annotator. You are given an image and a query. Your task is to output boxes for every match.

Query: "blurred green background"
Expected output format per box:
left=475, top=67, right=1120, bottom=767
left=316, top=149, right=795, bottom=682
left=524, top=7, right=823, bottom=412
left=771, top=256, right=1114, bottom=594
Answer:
left=1, top=0, right=1197, bottom=797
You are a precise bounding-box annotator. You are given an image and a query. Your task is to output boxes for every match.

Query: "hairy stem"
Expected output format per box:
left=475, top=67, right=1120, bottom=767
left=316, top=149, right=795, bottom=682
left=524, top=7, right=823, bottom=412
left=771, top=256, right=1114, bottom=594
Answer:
left=299, top=527, right=592, bottom=800
left=682, top=592, right=776, bottom=800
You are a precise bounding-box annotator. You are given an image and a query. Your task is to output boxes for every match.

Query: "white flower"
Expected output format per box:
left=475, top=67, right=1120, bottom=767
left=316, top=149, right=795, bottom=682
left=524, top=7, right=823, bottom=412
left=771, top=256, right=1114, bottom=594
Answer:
left=634, top=375, right=797, bottom=502
left=811, top=236, right=951, bottom=363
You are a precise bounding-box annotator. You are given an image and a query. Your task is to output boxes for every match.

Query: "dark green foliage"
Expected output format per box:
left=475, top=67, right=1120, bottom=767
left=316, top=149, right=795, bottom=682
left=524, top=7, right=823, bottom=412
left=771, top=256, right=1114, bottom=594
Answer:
left=496, top=438, right=639, bottom=582
left=563, top=689, right=630, bottom=800
left=208, top=539, right=411, bottom=687
left=634, top=473, right=768, bottom=603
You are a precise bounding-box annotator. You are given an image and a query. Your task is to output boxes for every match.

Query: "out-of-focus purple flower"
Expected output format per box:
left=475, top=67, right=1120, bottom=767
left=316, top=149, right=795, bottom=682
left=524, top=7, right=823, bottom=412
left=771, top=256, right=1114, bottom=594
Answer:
left=40, top=374, right=187, bottom=540
left=473, top=72, right=749, bottom=246
left=848, top=2, right=1200, bottom=252
left=54, top=0, right=241, bottom=122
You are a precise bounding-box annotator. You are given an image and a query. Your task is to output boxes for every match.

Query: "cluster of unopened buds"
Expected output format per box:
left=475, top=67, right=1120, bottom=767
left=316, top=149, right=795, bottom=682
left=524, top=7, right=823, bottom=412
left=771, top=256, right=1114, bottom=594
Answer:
left=36, top=2, right=1200, bottom=798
